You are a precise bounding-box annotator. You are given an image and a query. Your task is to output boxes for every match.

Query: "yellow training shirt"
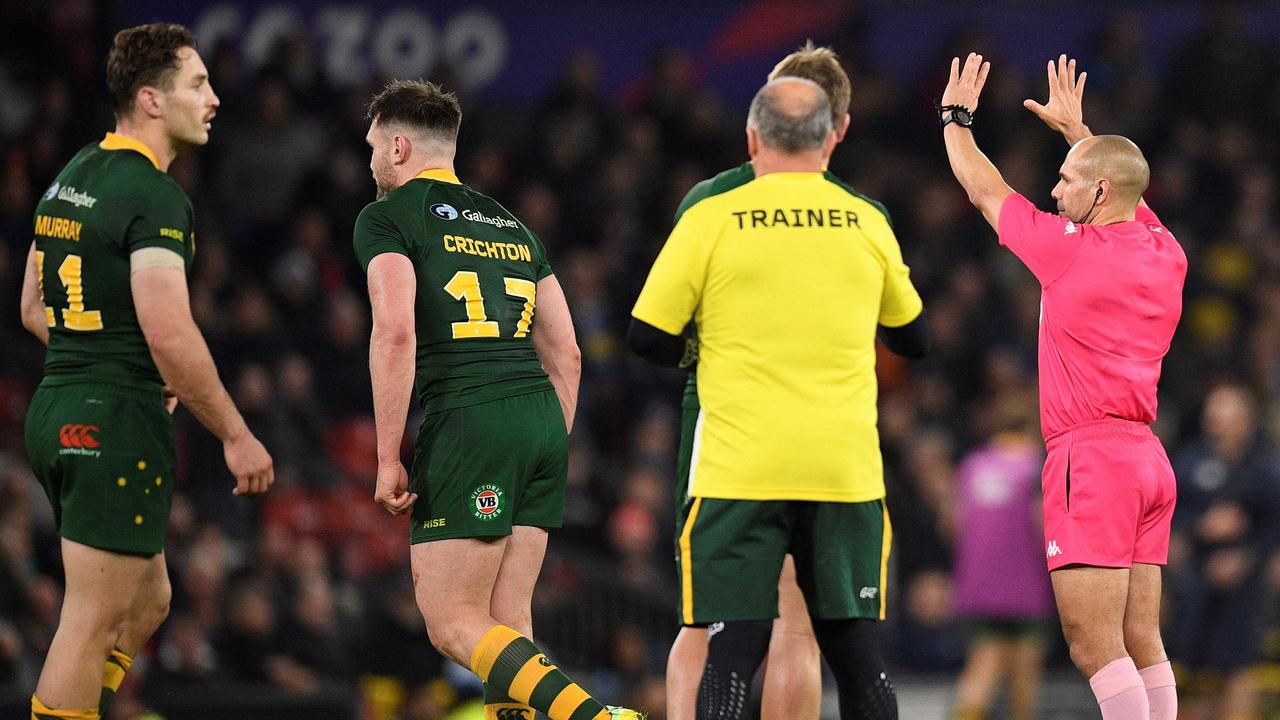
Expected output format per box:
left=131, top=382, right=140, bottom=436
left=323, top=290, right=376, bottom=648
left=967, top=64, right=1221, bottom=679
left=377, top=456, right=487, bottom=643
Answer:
left=633, top=171, right=922, bottom=502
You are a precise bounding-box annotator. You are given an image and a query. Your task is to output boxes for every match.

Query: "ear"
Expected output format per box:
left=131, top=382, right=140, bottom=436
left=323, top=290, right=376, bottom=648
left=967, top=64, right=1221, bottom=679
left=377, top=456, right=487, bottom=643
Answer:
left=1096, top=178, right=1111, bottom=204
left=392, top=134, right=411, bottom=166
left=834, top=113, right=851, bottom=143
left=746, top=126, right=759, bottom=158
left=136, top=86, right=164, bottom=120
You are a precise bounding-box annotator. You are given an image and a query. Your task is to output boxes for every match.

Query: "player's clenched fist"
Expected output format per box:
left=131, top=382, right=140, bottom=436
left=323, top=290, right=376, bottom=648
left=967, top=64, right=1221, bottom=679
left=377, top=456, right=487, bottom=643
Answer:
left=374, top=460, right=417, bottom=515
left=225, top=432, right=274, bottom=496
left=942, top=52, right=992, bottom=113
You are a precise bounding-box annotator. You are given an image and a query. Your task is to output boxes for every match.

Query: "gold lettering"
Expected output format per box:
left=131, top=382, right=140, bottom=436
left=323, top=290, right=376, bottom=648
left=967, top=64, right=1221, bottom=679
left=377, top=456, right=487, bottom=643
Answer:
left=442, top=233, right=534, bottom=263
left=70, top=221, right=81, bottom=241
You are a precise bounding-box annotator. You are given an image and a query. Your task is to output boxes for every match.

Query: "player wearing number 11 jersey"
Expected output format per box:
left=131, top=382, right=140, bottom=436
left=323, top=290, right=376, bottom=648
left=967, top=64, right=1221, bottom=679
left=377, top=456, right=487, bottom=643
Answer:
left=354, top=80, right=642, bottom=720
left=20, top=23, right=273, bottom=720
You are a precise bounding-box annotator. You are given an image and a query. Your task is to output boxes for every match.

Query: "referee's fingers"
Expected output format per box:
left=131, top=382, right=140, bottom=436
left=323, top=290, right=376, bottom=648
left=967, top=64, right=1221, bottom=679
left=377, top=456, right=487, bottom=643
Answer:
left=976, top=61, right=991, bottom=96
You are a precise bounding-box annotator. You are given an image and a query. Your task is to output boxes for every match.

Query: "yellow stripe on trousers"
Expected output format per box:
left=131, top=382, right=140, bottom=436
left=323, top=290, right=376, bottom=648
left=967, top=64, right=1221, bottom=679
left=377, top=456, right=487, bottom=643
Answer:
left=679, top=497, right=704, bottom=625
left=879, top=500, right=892, bottom=620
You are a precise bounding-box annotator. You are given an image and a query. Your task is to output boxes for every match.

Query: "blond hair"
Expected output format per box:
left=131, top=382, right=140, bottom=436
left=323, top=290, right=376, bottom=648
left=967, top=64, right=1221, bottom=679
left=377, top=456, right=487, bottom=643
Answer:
left=768, top=40, right=850, bottom=125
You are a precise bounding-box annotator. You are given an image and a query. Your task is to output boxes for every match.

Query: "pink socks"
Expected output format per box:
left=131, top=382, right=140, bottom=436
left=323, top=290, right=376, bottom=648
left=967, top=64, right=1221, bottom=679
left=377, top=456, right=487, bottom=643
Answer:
left=1089, top=657, right=1149, bottom=719
left=1139, top=660, right=1177, bottom=720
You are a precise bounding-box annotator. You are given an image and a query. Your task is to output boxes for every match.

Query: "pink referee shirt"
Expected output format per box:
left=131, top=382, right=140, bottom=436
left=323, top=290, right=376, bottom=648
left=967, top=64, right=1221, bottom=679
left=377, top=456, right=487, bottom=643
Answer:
left=998, top=194, right=1187, bottom=439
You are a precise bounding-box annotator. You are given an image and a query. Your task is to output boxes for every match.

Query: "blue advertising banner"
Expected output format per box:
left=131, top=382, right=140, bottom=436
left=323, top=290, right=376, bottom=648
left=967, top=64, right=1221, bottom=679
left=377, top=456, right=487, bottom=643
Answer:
left=119, top=1, right=855, bottom=105
left=118, top=1, right=1280, bottom=106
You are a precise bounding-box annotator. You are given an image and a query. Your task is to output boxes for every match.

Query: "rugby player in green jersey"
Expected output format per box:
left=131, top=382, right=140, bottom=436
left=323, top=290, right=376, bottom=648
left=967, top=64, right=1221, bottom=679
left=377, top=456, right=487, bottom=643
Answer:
left=19, top=24, right=274, bottom=720
left=353, top=80, right=642, bottom=720
left=636, top=43, right=929, bottom=720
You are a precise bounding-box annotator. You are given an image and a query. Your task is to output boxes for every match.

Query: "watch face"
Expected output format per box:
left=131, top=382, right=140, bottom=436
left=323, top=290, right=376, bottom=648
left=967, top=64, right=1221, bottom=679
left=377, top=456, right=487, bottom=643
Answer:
left=954, top=109, right=973, bottom=125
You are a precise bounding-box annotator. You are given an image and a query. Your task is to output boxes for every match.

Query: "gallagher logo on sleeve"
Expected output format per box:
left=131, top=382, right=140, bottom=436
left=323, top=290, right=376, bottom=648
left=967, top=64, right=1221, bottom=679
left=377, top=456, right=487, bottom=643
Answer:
left=431, top=203, right=459, bottom=220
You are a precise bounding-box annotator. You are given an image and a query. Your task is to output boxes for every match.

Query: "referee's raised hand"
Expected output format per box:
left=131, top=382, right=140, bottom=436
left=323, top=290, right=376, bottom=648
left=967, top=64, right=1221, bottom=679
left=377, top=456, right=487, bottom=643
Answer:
left=1024, top=54, right=1091, bottom=145
left=942, top=52, right=991, bottom=112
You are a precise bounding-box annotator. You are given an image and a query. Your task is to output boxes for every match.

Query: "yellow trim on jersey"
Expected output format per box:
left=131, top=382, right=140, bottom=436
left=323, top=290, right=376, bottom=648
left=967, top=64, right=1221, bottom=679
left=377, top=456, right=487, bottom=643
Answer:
left=99, top=132, right=160, bottom=170
left=633, top=172, right=922, bottom=501
left=679, top=497, right=703, bottom=625
left=414, top=168, right=461, bottom=184
left=879, top=501, right=892, bottom=620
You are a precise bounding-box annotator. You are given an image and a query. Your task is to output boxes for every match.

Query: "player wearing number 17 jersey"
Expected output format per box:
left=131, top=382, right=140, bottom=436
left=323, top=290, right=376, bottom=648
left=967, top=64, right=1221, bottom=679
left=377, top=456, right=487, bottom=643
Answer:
left=354, top=80, right=641, bottom=720
left=19, top=24, right=273, bottom=720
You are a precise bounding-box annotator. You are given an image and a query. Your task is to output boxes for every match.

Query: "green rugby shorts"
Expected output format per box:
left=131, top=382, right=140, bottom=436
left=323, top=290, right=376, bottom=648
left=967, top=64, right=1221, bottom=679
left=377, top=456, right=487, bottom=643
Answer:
left=675, top=495, right=891, bottom=625
left=25, top=383, right=175, bottom=555
left=409, top=390, right=567, bottom=544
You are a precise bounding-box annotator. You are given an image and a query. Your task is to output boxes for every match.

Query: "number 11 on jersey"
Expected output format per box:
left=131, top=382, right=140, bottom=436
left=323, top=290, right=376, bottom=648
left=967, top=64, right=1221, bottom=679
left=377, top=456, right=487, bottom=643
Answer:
left=444, top=270, right=537, bottom=340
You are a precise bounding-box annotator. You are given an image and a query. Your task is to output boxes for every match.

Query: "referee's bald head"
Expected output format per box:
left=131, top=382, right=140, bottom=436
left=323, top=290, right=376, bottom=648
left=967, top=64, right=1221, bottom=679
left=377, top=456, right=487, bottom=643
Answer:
left=747, top=77, right=832, bottom=154
left=1069, top=135, right=1150, bottom=204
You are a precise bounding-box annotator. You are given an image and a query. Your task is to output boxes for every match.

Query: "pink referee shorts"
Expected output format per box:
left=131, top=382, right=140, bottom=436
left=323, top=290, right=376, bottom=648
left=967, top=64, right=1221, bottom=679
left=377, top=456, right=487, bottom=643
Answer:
left=1041, top=418, right=1177, bottom=571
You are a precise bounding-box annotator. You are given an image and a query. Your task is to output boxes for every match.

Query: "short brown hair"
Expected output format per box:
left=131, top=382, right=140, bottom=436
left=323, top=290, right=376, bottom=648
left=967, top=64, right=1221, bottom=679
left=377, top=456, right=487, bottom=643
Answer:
left=107, top=23, right=197, bottom=116
left=366, top=80, right=462, bottom=141
left=768, top=41, right=850, bottom=125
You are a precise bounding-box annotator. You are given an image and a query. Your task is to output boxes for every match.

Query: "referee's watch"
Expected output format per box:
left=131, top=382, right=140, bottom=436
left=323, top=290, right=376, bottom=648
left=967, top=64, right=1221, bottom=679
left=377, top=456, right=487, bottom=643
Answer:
left=936, top=102, right=975, bottom=129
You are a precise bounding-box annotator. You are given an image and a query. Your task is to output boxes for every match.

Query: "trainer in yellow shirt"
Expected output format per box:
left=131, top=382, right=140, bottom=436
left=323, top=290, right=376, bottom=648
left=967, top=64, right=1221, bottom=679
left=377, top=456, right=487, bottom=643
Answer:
left=629, top=80, right=928, bottom=718
left=634, top=136, right=922, bottom=505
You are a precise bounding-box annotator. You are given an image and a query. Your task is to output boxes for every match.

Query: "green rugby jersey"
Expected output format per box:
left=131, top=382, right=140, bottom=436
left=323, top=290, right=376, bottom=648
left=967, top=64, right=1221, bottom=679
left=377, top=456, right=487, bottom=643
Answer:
left=353, top=168, right=554, bottom=414
left=33, top=133, right=195, bottom=393
left=672, top=161, right=894, bottom=410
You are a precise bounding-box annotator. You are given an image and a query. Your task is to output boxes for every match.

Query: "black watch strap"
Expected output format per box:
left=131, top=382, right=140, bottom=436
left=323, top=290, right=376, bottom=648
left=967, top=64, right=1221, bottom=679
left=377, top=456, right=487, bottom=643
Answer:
left=935, top=101, right=975, bottom=129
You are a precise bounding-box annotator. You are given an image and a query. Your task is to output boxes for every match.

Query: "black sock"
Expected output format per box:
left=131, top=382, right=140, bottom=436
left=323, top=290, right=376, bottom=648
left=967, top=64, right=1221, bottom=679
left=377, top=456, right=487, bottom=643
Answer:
left=813, top=617, right=898, bottom=720
left=695, top=620, right=772, bottom=720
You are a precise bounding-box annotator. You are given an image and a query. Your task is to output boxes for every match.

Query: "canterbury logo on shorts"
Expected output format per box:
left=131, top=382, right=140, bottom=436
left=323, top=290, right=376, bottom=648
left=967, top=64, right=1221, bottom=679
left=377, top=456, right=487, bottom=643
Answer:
left=58, top=424, right=101, bottom=449
left=496, top=709, right=530, bottom=720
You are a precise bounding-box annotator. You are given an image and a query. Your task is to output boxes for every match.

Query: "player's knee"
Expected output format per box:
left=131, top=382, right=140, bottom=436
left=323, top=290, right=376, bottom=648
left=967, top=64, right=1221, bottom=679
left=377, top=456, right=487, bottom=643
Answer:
left=1122, top=627, right=1164, bottom=665
left=768, top=628, right=820, bottom=676
left=61, top=591, right=134, bottom=637
left=422, top=615, right=473, bottom=662
left=424, top=621, right=457, bottom=658
left=142, top=584, right=172, bottom=632
left=1063, top=630, right=1124, bottom=676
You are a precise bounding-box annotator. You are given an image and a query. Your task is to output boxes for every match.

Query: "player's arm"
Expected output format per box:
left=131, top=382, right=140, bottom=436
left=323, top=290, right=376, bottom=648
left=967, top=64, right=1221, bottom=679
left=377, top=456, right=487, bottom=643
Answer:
left=627, top=319, right=697, bottom=369
left=940, top=53, right=1014, bottom=231
left=366, top=253, right=418, bottom=515
left=531, top=274, right=581, bottom=433
left=631, top=211, right=709, bottom=369
left=878, top=311, right=931, bottom=359
left=19, top=242, right=49, bottom=345
left=132, top=250, right=273, bottom=496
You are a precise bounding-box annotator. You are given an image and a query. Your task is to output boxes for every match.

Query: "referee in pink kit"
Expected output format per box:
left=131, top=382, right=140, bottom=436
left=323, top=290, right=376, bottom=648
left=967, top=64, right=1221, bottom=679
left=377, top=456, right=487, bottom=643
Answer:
left=939, top=54, right=1186, bottom=720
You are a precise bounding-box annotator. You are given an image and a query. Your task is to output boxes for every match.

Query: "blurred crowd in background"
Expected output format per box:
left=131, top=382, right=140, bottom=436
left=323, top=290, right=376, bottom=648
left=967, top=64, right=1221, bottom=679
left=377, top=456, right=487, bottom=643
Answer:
left=1, top=2, right=1279, bottom=719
